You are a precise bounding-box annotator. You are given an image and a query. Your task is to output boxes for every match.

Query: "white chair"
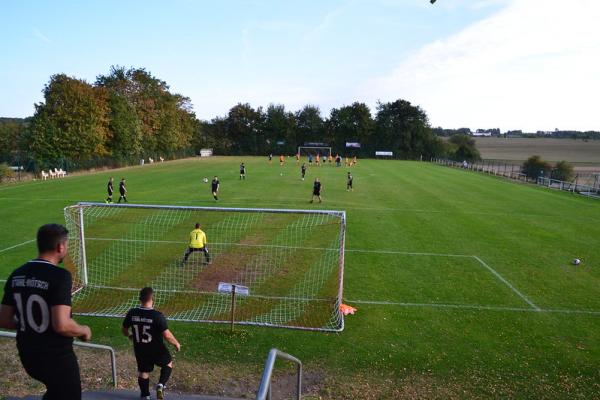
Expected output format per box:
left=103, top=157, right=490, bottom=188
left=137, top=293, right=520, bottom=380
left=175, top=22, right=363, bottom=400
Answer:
left=41, top=170, right=49, bottom=180
left=59, top=168, right=67, bottom=177
left=159, top=156, right=164, bottom=162
left=149, top=157, right=154, bottom=164
left=49, top=169, right=56, bottom=179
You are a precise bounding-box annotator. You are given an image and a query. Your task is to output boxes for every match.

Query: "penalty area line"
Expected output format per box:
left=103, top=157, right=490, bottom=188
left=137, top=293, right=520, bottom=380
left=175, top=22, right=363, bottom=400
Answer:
left=472, top=255, right=541, bottom=311
left=0, top=239, right=36, bottom=254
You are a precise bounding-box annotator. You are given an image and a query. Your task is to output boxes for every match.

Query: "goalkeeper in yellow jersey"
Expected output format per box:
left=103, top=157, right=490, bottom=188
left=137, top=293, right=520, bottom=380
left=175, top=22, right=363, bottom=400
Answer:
left=181, top=223, right=210, bottom=266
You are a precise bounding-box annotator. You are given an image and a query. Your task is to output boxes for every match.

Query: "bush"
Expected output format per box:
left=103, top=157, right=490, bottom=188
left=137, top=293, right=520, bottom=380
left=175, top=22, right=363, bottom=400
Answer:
left=0, top=163, right=14, bottom=183
left=522, top=155, right=551, bottom=180
left=448, top=134, right=481, bottom=162
left=553, top=160, right=574, bottom=181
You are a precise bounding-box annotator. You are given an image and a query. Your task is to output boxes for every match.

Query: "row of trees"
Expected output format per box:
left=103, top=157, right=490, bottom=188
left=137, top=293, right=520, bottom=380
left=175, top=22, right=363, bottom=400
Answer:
left=200, top=100, right=449, bottom=160
left=1, top=67, right=199, bottom=170
left=0, top=66, right=482, bottom=172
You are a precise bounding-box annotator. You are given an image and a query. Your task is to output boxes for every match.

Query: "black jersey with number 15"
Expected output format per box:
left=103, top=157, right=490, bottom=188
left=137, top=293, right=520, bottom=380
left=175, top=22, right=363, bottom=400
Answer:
left=123, top=307, right=169, bottom=355
left=1, top=260, right=74, bottom=354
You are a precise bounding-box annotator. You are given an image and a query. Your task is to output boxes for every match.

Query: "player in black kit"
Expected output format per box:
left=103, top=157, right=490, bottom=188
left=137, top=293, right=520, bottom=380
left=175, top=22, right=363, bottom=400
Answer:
left=310, top=177, right=322, bottom=203
left=123, top=287, right=181, bottom=400
left=106, top=177, right=114, bottom=203
left=347, top=172, right=353, bottom=191
left=240, top=163, right=246, bottom=180
left=301, top=163, right=307, bottom=181
left=211, top=176, right=220, bottom=200
left=0, top=224, right=92, bottom=400
left=118, top=177, right=128, bottom=203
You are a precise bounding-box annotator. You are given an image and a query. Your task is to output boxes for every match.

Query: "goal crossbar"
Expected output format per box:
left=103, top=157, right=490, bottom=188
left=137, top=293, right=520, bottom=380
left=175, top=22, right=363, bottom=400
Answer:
left=64, top=202, right=346, bottom=332
left=298, top=146, right=332, bottom=157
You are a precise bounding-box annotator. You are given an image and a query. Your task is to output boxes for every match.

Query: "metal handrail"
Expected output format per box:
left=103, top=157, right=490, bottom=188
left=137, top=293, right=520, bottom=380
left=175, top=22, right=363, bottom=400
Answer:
left=256, top=348, right=302, bottom=400
left=0, top=330, right=117, bottom=388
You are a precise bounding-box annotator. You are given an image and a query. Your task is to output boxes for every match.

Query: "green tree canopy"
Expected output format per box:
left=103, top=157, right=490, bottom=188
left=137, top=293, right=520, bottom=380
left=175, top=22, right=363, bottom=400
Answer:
left=28, top=74, right=110, bottom=167
left=327, top=102, right=374, bottom=154
left=448, top=134, right=481, bottom=162
left=374, top=99, right=442, bottom=159
left=522, top=155, right=551, bottom=179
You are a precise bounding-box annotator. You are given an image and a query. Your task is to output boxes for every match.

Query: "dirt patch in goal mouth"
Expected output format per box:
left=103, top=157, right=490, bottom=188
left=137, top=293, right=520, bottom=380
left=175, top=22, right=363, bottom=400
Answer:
left=191, top=234, right=266, bottom=293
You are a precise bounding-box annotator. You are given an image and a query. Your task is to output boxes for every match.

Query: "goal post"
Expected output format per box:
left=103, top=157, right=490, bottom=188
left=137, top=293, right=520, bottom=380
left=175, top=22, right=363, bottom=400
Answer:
left=64, top=202, right=346, bottom=332
left=298, top=146, right=332, bottom=157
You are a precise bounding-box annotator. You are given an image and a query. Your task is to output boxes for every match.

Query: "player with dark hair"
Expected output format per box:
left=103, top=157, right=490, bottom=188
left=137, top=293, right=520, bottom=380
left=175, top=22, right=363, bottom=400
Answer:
left=0, top=224, right=92, bottom=400
left=268, top=153, right=273, bottom=163
left=106, top=177, right=114, bottom=203
left=239, top=163, right=246, bottom=180
left=123, top=287, right=181, bottom=400
left=347, top=172, right=354, bottom=191
left=211, top=176, right=219, bottom=200
left=301, top=163, right=307, bottom=181
left=181, top=223, right=210, bottom=266
left=310, top=178, right=322, bottom=203
left=118, top=177, right=128, bottom=203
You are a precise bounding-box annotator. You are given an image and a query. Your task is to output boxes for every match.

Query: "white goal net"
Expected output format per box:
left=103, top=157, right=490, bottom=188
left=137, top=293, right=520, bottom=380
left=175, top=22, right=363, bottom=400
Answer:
left=64, top=202, right=346, bottom=332
left=298, top=146, right=332, bottom=157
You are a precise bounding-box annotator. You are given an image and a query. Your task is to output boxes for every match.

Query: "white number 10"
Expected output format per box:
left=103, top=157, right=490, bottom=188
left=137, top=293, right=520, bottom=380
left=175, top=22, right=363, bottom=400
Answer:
left=13, top=293, right=50, bottom=333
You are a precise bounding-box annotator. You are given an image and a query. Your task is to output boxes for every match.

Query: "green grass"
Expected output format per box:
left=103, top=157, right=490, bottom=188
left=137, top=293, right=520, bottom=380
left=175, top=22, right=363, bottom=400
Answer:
left=1, top=156, right=600, bottom=397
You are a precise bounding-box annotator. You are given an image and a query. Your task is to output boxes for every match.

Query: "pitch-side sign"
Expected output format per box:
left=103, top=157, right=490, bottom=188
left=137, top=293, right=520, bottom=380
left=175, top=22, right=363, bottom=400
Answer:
left=346, top=142, right=361, bottom=148
left=375, top=151, right=393, bottom=156
left=218, top=282, right=250, bottom=296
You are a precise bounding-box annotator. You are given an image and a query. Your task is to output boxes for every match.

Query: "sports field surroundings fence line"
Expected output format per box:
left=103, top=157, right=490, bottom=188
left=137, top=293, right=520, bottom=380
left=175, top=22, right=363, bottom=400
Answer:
left=431, top=158, right=600, bottom=200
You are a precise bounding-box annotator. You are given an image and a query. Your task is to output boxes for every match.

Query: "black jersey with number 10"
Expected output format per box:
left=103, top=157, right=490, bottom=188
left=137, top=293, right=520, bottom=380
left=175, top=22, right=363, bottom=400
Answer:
left=1, top=260, right=74, bottom=354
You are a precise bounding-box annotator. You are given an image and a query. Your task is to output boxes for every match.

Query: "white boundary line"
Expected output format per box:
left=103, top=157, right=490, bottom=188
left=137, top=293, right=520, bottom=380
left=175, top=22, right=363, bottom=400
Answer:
left=472, top=255, right=540, bottom=311
left=0, top=239, right=35, bottom=254
left=347, top=299, right=600, bottom=316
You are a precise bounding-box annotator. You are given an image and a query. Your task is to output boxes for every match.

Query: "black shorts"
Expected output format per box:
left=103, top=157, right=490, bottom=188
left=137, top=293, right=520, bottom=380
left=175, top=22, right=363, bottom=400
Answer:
left=20, top=348, right=82, bottom=400
left=135, top=348, right=172, bottom=373
left=313, top=190, right=321, bottom=196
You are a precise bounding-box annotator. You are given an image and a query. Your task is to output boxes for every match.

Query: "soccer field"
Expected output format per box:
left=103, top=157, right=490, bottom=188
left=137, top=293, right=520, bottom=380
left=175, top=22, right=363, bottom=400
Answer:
left=1, top=157, right=600, bottom=398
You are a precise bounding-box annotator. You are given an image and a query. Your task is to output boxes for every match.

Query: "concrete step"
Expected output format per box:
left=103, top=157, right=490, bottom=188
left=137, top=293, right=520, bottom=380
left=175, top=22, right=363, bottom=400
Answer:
left=7, top=389, right=246, bottom=400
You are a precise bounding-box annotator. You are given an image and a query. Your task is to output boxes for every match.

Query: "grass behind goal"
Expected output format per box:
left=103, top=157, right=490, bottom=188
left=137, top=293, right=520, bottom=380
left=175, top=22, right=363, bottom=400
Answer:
left=64, top=202, right=345, bottom=331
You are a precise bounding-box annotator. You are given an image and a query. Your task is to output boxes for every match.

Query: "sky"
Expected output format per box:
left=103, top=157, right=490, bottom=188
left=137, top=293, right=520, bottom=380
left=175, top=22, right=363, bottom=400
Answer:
left=1, top=0, right=599, bottom=132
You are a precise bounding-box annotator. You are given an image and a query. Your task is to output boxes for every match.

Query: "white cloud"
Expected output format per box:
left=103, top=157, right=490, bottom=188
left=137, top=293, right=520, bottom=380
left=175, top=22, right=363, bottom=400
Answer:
left=361, top=0, right=600, bottom=131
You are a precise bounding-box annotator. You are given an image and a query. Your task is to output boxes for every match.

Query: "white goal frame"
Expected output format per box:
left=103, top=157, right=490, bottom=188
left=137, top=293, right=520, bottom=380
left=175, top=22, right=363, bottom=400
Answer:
left=64, top=202, right=347, bottom=332
left=298, top=146, right=332, bottom=157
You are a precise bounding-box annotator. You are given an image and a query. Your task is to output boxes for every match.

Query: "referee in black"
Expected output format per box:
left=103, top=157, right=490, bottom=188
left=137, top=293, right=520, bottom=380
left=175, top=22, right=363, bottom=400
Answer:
left=106, top=177, right=114, bottom=203
left=123, top=287, right=181, bottom=400
left=0, top=224, right=92, bottom=400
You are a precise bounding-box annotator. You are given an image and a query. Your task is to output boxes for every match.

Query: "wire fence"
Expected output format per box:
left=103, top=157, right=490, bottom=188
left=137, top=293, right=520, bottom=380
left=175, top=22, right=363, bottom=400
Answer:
left=431, top=158, right=600, bottom=200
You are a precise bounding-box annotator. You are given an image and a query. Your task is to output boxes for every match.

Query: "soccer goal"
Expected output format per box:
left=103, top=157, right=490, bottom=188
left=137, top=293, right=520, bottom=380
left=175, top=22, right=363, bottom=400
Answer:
left=298, top=146, right=332, bottom=157
left=64, top=202, right=346, bottom=332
